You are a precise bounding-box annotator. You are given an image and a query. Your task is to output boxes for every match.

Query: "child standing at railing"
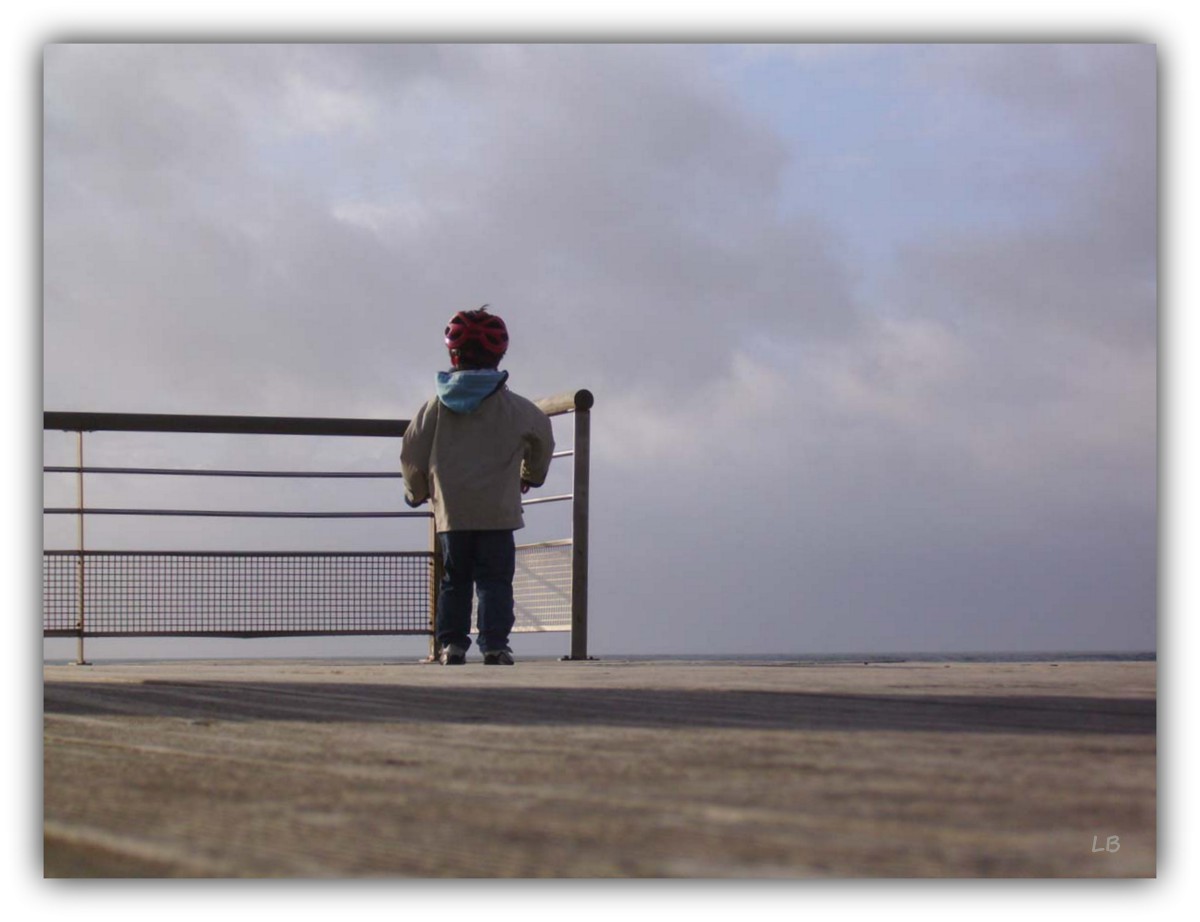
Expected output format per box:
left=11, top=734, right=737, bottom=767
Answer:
left=400, top=306, right=555, bottom=665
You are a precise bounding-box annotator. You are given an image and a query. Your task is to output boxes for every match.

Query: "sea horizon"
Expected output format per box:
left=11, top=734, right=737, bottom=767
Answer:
left=43, top=649, right=1156, bottom=667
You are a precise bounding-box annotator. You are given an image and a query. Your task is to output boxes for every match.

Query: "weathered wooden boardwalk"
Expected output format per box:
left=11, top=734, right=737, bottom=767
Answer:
left=42, top=658, right=1155, bottom=878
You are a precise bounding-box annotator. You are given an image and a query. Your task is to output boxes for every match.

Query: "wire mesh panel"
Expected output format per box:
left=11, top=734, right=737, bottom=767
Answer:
left=513, top=541, right=573, bottom=632
left=465, top=540, right=573, bottom=634
left=43, top=553, right=80, bottom=634
left=42, top=551, right=431, bottom=637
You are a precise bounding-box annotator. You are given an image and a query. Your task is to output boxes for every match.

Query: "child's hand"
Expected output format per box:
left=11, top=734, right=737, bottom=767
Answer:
left=520, top=480, right=532, bottom=494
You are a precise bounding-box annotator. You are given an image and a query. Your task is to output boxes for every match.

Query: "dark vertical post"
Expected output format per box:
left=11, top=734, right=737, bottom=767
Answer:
left=569, top=405, right=590, bottom=660
left=428, top=516, right=442, bottom=661
left=73, top=431, right=90, bottom=665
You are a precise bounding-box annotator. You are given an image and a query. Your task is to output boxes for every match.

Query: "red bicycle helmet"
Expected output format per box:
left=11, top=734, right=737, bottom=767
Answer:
left=444, top=305, right=509, bottom=367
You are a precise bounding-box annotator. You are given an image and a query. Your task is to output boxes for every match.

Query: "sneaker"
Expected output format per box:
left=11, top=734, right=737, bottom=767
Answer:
left=439, top=644, right=467, bottom=665
left=483, top=649, right=514, bottom=666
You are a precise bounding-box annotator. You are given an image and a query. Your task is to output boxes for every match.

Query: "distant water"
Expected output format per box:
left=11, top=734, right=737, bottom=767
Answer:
left=44, top=650, right=1155, bottom=666
left=615, top=651, right=1155, bottom=663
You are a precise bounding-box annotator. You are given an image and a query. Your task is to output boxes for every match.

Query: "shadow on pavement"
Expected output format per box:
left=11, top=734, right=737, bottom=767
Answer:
left=44, top=680, right=1155, bottom=735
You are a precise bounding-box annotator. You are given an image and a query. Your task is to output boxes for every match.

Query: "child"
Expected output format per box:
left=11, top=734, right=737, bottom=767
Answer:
left=401, top=306, right=555, bottom=664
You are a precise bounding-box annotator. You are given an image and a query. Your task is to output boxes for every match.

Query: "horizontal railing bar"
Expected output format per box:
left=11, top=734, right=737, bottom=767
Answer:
left=44, top=390, right=592, bottom=437
left=43, top=508, right=432, bottom=519
left=44, top=549, right=434, bottom=558
left=534, top=390, right=594, bottom=417
left=44, top=466, right=403, bottom=478
left=45, top=630, right=434, bottom=639
left=44, top=412, right=409, bottom=438
left=519, top=493, right=573, bottom=506
left=551, top=450, right=574, bottom=459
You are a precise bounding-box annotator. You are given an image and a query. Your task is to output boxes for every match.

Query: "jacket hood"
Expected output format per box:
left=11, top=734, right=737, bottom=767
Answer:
left=436, top=369, right=509, bottom=414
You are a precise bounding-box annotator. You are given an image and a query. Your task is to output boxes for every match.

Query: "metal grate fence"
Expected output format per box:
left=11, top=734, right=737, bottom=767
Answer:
left=43, top=551, right=431, bottom=637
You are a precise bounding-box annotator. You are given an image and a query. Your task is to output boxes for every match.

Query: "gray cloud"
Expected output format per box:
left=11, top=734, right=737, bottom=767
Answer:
left=45, top=44, right=859, bottom=415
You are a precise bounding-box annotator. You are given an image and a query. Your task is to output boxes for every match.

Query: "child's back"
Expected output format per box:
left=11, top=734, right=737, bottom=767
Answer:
left=400, top=307, right=554, bottom=665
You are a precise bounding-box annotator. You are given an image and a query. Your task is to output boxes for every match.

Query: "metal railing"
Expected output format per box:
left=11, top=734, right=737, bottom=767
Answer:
left=42, top=389, right=593, bottom=663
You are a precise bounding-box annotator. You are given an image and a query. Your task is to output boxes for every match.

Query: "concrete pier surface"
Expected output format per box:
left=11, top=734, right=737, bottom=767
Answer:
left=43, top=658, right=1155, bottom=878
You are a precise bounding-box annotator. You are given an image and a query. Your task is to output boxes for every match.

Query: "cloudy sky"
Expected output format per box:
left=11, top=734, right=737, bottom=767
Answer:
left=41, top=42, right=1157, bottom=657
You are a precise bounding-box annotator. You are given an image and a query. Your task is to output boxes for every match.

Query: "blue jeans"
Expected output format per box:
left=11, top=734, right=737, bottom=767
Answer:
left=436, top=530, right=516, bottom=654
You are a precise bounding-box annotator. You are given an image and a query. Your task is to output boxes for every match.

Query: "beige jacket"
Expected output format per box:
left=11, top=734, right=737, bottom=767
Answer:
left=401, top=375, right=555, bottom=533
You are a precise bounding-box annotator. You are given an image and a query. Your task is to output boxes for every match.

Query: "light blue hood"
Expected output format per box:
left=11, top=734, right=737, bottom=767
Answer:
left=436, top=369, right=509, bottom=414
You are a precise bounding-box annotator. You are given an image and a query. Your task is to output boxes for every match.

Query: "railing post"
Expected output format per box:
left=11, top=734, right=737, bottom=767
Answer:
left=428, top=515, right=442, bottom=661
left=73, top=431, right=90, bottom=665
left=569, top=404, right=590, bottom=660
